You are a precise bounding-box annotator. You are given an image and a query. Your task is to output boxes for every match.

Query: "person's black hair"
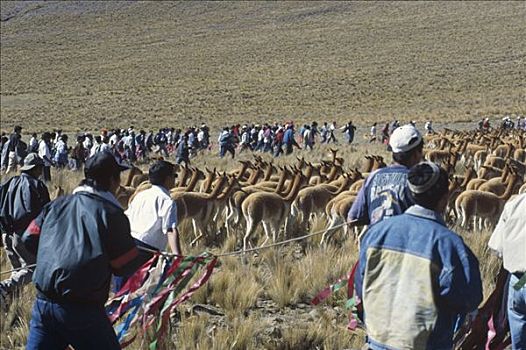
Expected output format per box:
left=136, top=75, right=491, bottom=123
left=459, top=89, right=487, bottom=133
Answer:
left=149, top=160, right=175, bottom=186
left=392, top=139, right=424, bottom=165
left=407, top=163, right=449, bottom=210
left=79, top=176, right=117, bottom=192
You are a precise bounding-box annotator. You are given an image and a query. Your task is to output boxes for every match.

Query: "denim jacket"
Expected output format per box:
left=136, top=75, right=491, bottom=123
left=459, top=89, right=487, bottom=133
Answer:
left=355, top=205, right=483, bottom=350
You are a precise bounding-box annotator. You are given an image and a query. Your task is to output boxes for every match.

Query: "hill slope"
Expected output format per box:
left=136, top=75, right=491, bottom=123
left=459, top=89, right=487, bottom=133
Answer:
left=1, top=1, right=525, bottom=132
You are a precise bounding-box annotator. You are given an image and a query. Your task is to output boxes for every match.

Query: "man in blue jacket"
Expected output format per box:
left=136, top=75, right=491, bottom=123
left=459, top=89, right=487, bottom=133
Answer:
left=22, top=151, right=144, bottom=350
left=283, top=124, right=301, bottom=155
left=348, top=124, right=423, bottom=227
left=355, top=162, right=483, bottom=350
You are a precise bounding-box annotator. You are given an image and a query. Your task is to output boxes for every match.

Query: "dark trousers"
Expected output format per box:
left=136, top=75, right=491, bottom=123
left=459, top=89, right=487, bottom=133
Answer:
left=219, top=145, right=235, bottom=158
left=26, top=298, right=120, bottom=350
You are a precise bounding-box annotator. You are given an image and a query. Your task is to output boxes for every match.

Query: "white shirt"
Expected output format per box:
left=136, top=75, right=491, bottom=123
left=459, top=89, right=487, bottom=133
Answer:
left=38, top=140, right=52, bottom=166
left=90, top=143, right=102, bottom=158
left=125, top=185, right=178, bottom=251
left=29, top=137, right=38, bottom=151
left=100, top=143, right=111, bottom=153
left=197, top=130, right=205, bottom=142
left=488, top=194, right=526, bottom=273
left=109, top=134, right=119, bottom=146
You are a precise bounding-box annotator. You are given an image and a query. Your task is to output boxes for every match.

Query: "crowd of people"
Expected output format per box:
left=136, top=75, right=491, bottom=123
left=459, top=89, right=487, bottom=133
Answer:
left=4, top=115, right=525, bottom=180
left=0, top=121, right=360, bottom=178
left=0, top=119, right=524, bottom=349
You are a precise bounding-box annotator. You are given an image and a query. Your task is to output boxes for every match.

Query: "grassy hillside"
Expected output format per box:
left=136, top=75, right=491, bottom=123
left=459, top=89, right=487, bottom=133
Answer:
left=1, top=1, right=525, bottom=133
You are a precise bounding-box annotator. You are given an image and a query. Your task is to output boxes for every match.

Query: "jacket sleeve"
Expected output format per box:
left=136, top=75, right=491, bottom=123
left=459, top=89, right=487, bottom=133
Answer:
left=106, top=212, right=142, bottom=276
left=21, top=206, right=48, bottom=256
left=348, top=183, right=369, bottom=225
left=437, top=236, right=483, bottom=314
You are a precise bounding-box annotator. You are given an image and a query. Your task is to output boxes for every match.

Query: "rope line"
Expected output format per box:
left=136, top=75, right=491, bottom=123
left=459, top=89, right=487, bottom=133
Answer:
left=0, top=221, right=353, bottom=275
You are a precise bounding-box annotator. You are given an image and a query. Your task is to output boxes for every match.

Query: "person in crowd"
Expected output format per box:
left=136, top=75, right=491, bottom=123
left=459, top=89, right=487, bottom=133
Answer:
left=154, top=128, right=168, bottom=157
left=341, top=121, right=357, bottom=144
left=176, top=134, right=190, bottom=165
left=302, top=125, right=314, bottom=150
left=478, top=118, right=484, bottom=130
left=239, top=125, right=252, bottom=152
left=135, top=130, right=147, bottom=160
left=100, top=136, right=112, bottom=153
left=283, top=124, right=301, bottom=155
left=114, top=160, right=182, bottom=291
left=356, top=162, right=482, bottom=350
left=218, top=127, right=235, bottom=159
left=390, top=120, right=400, bottom=134
left=53, top=134, right=69, bottom=168
left=488, top=193, right=526, bottom=348
left=482, top=117, right=491, bottom=130
left=327, top=121, right=338, bottom=143
left=29, top=133, right=39, bottom=153
left=348, top=124, right=423, bottom=227
left=109, top=129, right=120, bottom=147
left=71, top=135, right=86, bottom=171
left=38, top=132, right=53, bottom=182
left=22, top=151, right=143, bottom=349
left=262, top=125, right=273, bottom=152
left=90, top=135, right=103, bottom=158
left=425, top=120, right=434, bottom=135
left=5, top=125, right=22, bottom=174
left=144, top=129, right=154, bottom=153
left=516, top=116, right=524, bottom=130
left=369, top=122, right=377, bottom=143
left=273, top=126, right=285, bottom=157
left=320, top=122, right=328, bottom=143
left=1, top=133, right=10, bottom=172
left=381, top=122, right=390, bottom=144
left=0, top=154, right=50, bottom=307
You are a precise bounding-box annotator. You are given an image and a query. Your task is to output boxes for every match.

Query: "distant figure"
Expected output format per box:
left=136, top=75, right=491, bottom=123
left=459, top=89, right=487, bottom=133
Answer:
left=218, top=127, right=235, bottom=158
left=5, top=125, right=22, bottom=174
left=38, top=132, right=53, bottom=182
left=302, top=125, right=314, bottom=150
left=482, top=117, right=491, bottom=130
left=390, top=120, right=400, bottom=134
left=327, top=121, right=337, bottom=143
left=341, top=121, right=357, bottom=144
left=320, top=122, right=328, bottom=143
left=425, top=121, right=434, bottom=135
left=283, top=124, right=301, bottom=155
left=381, top=123, right=390, bottom=144
left=369, top=123, right=377, bottom=143
left=175, top=134, right=190, bottom=165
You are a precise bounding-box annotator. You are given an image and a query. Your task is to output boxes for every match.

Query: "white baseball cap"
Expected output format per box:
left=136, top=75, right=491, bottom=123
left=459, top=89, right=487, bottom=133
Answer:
left=389, top=124, right=423, bottom=153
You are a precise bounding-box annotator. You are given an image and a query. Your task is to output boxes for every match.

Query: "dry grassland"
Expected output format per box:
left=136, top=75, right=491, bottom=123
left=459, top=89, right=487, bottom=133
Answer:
left=0, top=144, right=502, bottom=349
left=1, top=1, right=525, bottom=133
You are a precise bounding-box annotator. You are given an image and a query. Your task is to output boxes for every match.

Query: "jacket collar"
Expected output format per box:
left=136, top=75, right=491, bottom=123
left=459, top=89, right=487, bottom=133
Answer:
left=405, top=205, right=446, bottom=226
left=72, top=185, right=122, bottom=209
